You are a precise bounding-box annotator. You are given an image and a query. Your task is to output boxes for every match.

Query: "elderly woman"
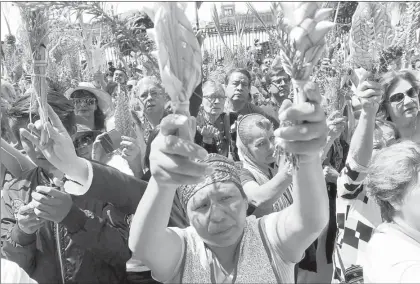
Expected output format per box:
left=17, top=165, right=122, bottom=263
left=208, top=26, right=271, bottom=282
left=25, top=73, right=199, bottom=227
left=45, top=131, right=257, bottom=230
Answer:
left=378, top=69, right=420, bottom=142
left=364, top=141, right=420, bottom=283
left=128, top=84, right=329, bottom=283
left=236, top=114, right=293, bottom=217
left=196, top=80, right=238, bottom=159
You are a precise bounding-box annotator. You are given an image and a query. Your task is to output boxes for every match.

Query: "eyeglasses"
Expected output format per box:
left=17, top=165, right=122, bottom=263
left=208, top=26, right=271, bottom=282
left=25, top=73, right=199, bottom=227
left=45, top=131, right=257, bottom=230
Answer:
left=72, top=98, right=97, bottom=106
left=388, top=87, right=418, bottom=103
left=204, top=96, right=226, bottom=103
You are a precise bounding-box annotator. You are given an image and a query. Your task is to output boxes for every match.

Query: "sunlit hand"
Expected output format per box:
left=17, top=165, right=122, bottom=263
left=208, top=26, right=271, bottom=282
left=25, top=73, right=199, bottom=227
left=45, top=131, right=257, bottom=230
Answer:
left=19, top=105, right=85, bottom=178
left=354, top=80, right=382, bottom=114
left=275, top=82, right=328, bottom=163
left=150, top=114, right=210, bottom=186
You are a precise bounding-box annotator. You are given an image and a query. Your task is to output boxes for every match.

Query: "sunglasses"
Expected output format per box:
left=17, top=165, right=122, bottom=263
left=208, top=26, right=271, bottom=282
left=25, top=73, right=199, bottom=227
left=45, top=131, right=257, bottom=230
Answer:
left=388, top=87, right=418, bottom=103
left=72, top=98, right=97, bottom=106
left=74, top=132, right=100, bottom=149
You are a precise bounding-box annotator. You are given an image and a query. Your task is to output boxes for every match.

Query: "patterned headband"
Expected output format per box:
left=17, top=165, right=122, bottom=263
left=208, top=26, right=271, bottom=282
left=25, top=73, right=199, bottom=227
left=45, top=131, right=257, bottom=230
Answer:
left=177, top=154, right=242, bottom=211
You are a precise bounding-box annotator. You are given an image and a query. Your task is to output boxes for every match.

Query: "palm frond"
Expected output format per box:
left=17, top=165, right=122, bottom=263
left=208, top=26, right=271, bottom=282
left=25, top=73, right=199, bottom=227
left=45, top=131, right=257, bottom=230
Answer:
left=211, top=4, right=229, bottom=50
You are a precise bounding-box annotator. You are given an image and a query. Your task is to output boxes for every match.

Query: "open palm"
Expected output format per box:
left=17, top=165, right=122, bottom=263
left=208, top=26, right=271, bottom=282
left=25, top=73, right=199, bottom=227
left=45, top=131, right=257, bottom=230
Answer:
left=20, top=105, right=79, bottom=176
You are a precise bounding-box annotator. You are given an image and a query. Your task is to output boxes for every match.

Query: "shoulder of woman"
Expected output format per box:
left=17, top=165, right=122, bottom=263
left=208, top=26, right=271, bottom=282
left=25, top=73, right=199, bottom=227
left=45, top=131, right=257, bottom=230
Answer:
left=240, top=168, right=257, bottom=184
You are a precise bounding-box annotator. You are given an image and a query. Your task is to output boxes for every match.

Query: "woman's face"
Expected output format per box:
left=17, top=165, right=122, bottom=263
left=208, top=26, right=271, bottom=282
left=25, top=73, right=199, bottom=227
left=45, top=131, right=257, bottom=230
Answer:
left=186, top=181, right=248, bottom=248
left=202, top=86, right=226, bottom=117
left=385, top=79, right=419, bottom=125
left=72, top=91, right=98, bottom=118
left=247, top=125, right=276, bottom=165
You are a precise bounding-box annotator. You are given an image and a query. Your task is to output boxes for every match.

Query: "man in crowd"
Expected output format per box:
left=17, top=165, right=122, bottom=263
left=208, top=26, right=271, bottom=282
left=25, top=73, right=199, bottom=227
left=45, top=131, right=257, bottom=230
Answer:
left=1, top=90, right=136, bottom=283
left=224, top=68, right=279, bottom=128
left=267, top=67, right=292, bottom=108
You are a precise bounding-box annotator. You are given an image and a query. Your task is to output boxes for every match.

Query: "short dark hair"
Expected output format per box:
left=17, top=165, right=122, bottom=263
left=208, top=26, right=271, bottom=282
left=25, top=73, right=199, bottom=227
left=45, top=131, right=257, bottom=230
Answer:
left=7, top=89, right=75, bottom=145
left=225, top=68, right=252, bottom=88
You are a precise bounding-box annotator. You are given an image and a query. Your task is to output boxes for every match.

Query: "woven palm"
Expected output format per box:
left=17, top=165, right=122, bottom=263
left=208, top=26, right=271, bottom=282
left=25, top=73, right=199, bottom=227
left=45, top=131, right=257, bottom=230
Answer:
left=349, top=2, right=393, bottom=72
left=147, top=2, right=202, bottom=117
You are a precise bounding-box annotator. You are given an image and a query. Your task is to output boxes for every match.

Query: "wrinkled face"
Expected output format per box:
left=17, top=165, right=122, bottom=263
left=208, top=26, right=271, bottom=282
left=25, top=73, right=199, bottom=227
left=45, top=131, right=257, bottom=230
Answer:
left=113, top=70, right=126, bottom=84
left=247, top=124, right=276, bottom=165
left=385, top=80, right=419, bottom=125
left=138, top=82, right=166, bottom=114
left=396, top=171, right=420, bottom=231
left=225, top=72, right=250, bottom=104
left=202, top=86, right=226, bottom=116
left=72, top=90, right=98, bottom=118
left=186, top=181, right=248, bottom=248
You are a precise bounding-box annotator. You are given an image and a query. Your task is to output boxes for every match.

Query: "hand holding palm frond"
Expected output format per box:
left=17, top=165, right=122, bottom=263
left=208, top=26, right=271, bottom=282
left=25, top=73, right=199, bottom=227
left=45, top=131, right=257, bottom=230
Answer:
left=273, top=2, right=335, bottom=169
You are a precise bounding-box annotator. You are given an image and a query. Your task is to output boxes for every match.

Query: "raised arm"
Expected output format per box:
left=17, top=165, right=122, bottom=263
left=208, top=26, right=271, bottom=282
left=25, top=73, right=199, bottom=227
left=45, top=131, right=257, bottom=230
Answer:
left=337, top=81, right=381, bottom=197
left=346, top=81, right=381, bottom=174
left=128, top=114, right=209, bottom=282
left=267, top=83, right=329, bottom=263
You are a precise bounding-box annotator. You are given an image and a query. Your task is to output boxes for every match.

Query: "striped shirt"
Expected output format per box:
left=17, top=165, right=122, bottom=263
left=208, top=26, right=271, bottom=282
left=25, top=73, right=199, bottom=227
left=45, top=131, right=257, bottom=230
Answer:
left=333, top=156, right=382, bottom=282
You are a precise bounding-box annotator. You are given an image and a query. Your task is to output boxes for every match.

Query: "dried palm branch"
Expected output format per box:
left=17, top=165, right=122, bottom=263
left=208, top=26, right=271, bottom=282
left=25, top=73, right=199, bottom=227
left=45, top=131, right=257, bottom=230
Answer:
left=16, top=2, right=50, bottom=144
left=146, top=2, right=202, bottom=141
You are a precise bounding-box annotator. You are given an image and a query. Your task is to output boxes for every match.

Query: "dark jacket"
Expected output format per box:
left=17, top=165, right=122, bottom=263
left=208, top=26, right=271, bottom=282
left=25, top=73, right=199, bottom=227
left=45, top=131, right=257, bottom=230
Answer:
left=82, top=160, right=188, bottom=229
left=1, top=166, right=131, bottom=284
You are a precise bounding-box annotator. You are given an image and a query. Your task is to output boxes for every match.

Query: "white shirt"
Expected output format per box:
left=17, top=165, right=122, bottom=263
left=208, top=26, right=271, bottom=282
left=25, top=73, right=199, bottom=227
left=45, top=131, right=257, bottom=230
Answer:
left=1, top=259, right=38, bottom=283
left=364, top=221, right=420, bottom=283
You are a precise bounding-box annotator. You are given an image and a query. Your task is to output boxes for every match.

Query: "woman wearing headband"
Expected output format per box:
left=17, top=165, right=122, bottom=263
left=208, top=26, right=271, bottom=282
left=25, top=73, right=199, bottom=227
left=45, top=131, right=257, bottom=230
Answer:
left=128, top=82, right=329, bottom=283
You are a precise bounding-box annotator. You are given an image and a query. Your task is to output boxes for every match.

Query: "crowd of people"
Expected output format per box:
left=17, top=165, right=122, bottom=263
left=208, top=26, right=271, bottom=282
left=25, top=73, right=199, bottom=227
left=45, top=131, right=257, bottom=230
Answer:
left=1, top=7, right=420, bottom=284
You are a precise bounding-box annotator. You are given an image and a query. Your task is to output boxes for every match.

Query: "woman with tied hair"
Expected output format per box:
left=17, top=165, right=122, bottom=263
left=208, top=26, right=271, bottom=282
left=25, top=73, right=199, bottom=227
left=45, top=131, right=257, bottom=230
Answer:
left=364, top=141, right=420, bottom=283
left=378, top=69, right=420, bottom=142
left=128, top=80, right=329, bottom=283
left=196, top=79, right=239, bottom=160
left=236, top=113, right=293, bottom=217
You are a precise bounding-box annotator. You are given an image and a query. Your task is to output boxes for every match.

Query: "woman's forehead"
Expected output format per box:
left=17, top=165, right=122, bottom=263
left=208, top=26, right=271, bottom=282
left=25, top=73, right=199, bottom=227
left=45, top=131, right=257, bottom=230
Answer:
left=389, top=79, right=412, bottom=96
left=191, top=181, right=241, bottom=201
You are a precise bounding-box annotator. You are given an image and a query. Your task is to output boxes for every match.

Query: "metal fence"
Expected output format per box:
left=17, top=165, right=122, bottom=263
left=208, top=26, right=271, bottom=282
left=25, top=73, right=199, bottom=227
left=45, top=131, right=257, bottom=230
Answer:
left=201, top=25, right=277, bottom=61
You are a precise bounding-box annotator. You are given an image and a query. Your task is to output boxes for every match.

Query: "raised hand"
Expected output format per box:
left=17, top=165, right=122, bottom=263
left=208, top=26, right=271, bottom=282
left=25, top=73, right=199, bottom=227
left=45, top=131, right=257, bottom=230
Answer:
left=19, top=105, right=87, bottom=180
left=275, top=82, right=328, bottom=163
left=149, top=114, right=210, bottom=186
left=355, top=80, right=383, bottom=114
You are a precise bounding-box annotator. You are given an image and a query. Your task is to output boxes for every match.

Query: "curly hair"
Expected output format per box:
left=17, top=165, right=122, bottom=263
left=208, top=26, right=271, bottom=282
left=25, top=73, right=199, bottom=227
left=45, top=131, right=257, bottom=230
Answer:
left=365, top=141, right=420, bottom=222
